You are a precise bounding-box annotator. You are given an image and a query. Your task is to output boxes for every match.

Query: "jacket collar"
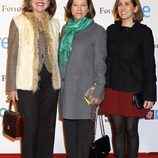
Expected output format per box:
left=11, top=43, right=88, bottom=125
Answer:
left=114, top=20, right=140, bottom=30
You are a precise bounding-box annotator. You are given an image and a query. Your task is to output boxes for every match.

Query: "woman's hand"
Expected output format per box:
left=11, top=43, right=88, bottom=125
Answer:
left=143, top=101, right=154, bottom=109
left=90, top=98, right=102, bottom=105
left=8, top=91, right=19, bottom=102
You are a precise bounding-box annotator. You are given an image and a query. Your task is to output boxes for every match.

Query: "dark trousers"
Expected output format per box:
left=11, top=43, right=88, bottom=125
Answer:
left=17, top=65, right=59, bottom=158
left=63, top=119, right=95, bottom=158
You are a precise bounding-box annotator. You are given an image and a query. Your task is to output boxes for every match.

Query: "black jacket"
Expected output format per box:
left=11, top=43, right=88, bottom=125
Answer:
left=105, top=20, right=157, bottom=102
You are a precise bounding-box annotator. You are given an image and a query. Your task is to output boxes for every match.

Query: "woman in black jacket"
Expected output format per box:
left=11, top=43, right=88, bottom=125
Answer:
left=100, top=0, right=156, bottom=158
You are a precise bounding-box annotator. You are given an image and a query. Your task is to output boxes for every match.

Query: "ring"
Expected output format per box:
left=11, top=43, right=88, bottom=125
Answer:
left=7, top=96, right=11, bottom=99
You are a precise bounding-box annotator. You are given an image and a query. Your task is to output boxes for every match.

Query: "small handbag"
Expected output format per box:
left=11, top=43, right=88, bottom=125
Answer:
left=3, top=100, right=24, bottom=139
left=84, top=83, right=97, bottom=105
left=89, top=115, right=111, bottom=158
left=84, top=83, right=99, bottom=120
left=132, top=92, right=144, bottom=109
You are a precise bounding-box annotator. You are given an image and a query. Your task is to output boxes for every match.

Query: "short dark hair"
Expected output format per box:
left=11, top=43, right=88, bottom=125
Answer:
left=113, top=0, right=143, bottom=22
left=65, top=0, right=96, bottom=19
left=22, top=0, right=57, bottom=17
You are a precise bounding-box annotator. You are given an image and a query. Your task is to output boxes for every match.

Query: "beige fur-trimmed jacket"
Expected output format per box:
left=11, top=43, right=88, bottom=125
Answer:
left=6, top=13, right=61, bottom=92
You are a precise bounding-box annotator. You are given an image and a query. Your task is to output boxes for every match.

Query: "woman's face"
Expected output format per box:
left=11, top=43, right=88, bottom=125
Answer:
left=31, top=0, right=50, bottom=15
left=117, top=0, right=138, bottom=22
left=71, top=0, right=89, bottom=20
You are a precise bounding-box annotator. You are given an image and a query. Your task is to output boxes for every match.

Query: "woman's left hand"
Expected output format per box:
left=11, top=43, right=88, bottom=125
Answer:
left=90, top=98, right=102, bottom=105
left=144, top=101, right=154, bottom=109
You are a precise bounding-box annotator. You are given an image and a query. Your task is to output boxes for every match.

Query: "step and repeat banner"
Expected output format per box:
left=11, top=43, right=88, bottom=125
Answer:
left=0, top=0, right=158, bottom=153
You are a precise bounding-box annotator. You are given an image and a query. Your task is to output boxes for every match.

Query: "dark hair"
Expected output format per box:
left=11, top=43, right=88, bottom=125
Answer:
left=22, top=0, right=57, bottom=17
left=113, top=0, right=143, bottom=22
left=65, top=0, right=96, bottom=19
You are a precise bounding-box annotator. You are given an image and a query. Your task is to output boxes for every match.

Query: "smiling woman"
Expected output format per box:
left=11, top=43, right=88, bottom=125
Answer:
left=31, top=0, right=50, bottom=18
left=23, top=0, right=57, bottom=17
left=5, top=0, right=60, bottom=158
left=99, top=0, right=157, bottom=158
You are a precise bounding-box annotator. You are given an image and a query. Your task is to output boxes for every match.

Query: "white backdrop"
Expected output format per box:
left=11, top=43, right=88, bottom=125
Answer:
left=0, top=0, right=158, bottom=153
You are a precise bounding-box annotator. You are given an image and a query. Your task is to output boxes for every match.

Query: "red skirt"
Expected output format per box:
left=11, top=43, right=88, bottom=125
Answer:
left=99, top=88, right=149, bottom=118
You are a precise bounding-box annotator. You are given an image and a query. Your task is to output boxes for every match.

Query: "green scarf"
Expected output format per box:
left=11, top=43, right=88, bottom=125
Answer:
left=59, top=17, right=94, bottom=67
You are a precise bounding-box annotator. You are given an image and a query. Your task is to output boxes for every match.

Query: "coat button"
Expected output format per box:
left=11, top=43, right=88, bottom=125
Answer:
left=42, top=54, right=45, bottom=58
left=62, top=78, right=64, bottom=81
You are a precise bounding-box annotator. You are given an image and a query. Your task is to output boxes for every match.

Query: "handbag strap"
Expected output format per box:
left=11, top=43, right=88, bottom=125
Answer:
left=93, top=113, right=107, bottom=141
left=9, top=100, right=13, bottom=110
left=93, top=106, right=99, bottom=140
left=99, top=115, right=106, bottom=136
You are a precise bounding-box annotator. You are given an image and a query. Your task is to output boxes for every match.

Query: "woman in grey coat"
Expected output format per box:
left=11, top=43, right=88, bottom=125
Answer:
left=59, top=0, right=107, bottom=158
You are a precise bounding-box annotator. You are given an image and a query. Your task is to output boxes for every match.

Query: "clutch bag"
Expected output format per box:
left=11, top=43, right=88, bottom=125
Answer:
left=132, top=92, right=144, bottom=109
left=84, top=83, right=98, bottom=120
left=84, top=83, right=97, bottom=105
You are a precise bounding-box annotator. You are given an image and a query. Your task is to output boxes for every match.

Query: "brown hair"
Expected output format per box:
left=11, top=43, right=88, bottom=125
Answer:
left=65, top=0, right=96, bottom=19
left=22, top=0, right=57, bottom=17
left=113, top=0, right=143, bottom=22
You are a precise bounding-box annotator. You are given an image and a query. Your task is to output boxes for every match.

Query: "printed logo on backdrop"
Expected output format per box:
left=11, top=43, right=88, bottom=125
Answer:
left=145, top=109, right=158, bottom=120
left=0, top=5, right=21, bottom=13
left=146, top=110, right=154, bottom=120
left=155, top=110, right=158, bottom=120
left=2, top=75, right=6, bottom=82
left=99, top=7, right=112, bottom=15
left=0, top=36, right=8, bottom=50
left=142, top=6, right=151, bottom=18
left=99, top=6, right=151, bottom=18
left=0, top=75, right=6, bottom=118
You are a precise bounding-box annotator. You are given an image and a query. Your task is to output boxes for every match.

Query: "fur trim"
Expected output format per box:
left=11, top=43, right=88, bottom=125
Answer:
left=23, top=12, right=60, bottom=92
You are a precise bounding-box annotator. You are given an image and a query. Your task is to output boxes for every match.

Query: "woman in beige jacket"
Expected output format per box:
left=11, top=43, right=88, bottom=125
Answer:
left=6, top=0, right=60, bottom=158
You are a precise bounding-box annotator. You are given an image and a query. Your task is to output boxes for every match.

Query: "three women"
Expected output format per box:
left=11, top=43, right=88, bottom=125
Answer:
left=6, top=0, right=156, bottom=158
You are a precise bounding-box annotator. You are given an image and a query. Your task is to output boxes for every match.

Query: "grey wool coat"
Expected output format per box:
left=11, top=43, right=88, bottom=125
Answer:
left=59, top=22, right=107, bottom=119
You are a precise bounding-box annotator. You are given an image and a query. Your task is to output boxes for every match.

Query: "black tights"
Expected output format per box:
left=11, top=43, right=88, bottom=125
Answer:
left=110, top=115, right=139, bottom=158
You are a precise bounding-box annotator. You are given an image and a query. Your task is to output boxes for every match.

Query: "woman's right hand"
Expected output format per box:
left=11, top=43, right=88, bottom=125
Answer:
left=9, top=91, right=19, bottom=101
left=90, top=97, right=102, bottom=105
left=144, top=101, right=154, bottom=109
